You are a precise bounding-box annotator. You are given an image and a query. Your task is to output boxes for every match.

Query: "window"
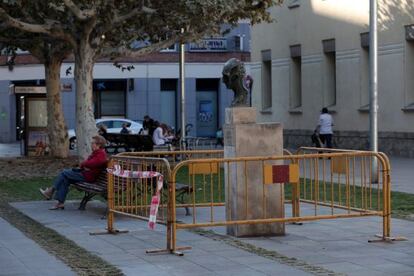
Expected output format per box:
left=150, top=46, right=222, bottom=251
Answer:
left=100, top=90, right=125, bottom=116
left=100, top=121, right=113, bottom=128
left=360, top=33, right=369, bottom=111
left=323, top=39, right=336, bottom=107
left=93, top=80, right=126, bottom=118
left=161, top=79, right=178, bottom=91
left=196, top=78, right=219, bottom=91
left=290, top=45, right=302, bottom=109
left=112, top=120, right=126, bottom=128
left=404, top=25, right=414, bottom=110
left=261, top=50, right=272, bottom=110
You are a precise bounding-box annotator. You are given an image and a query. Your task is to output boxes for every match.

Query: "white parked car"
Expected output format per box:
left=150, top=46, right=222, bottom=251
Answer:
left=68, top=118, right=143, bottom=150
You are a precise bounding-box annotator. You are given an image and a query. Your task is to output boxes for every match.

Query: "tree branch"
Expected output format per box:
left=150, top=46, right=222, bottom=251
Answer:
left=102, top=37, right=174, bottom=59
left=0, top=8, right=77, bottom=49
left=103, top=31, right=200, bottom=60
left=112, top=2, right=156, bottom=24
left=0, top=8, right=50, bottom=34
left=63, top=0, right=96, bottom=20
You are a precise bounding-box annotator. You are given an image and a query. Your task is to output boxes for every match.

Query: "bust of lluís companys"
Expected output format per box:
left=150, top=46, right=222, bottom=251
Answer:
left=222, top=58, right=249, bottom=107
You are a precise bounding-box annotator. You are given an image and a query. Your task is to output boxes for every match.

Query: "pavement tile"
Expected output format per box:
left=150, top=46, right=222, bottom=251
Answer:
left=11, top=198, right=414, bottom=276
left=228, top=255, right=277, bottom=265
left=321, top=261, right=367, bottom=273
left=370, top=262, right=414, bottom=273
left=248, top=262, right=311, bottom=276
left=0, top=217, right=75, bottom=276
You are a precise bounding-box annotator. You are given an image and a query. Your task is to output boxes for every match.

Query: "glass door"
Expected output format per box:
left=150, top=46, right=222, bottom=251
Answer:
left=26, top=97, right=49, bottom=156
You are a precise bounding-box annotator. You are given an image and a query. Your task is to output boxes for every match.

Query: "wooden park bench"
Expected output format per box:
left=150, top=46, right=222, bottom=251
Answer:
left=72, top=170, right=193, bottom=215
left=104, top=133, right=154, bottom=154
left=72, top=171, right=108, bottom=210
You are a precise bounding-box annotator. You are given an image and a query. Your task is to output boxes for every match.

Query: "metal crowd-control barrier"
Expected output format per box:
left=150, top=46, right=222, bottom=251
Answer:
left=167, top=151, right=397, bottom=253
left=102, top=156, right=171, bottom=234
left=184, top=137, right=218, bottom=150
left=117, top=149, right=224, bottom=169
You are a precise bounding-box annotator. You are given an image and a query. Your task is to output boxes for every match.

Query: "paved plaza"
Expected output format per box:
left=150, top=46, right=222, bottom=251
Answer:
left=7, top=200, right=414, bottom=276
left=1, top=143, right=414, bottom=275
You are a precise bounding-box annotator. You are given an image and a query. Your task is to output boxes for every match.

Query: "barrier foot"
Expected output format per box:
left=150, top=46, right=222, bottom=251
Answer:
left=368, top=234, right=408, bottom=243
left=146, top=246, right=192, bottom=256
left=89, top=228, right=129, bottom=235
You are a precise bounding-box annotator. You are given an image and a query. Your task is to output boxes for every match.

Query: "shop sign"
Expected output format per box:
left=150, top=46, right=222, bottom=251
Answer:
left=189, top=38, right=227, bottom=52
left=14, top=86, right=46, bottom=94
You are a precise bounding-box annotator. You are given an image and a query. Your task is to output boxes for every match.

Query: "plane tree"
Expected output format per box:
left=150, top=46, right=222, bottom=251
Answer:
left=0, top=5, right=71, bottom=158
left=0, top=0, right=282, bottom=159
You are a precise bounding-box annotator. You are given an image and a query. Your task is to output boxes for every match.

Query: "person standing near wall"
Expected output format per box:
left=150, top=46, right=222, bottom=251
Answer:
left=315, top=107, right=334, bottom=148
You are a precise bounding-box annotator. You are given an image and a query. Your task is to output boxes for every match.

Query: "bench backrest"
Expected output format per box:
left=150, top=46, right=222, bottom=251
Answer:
left=105, top=133, right=153, bottom=151
left=95, top=172, right=108, bottom=188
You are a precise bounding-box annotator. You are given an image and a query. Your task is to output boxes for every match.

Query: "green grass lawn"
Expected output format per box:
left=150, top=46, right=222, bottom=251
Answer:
left=0, top=177, right=84, bottom=202
left=1, top=173, right=413, bottom=219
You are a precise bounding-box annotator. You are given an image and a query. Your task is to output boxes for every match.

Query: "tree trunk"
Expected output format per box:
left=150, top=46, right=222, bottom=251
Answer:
left=74, top=41, right=97, bottom=160
left=45, top=57, right=69, bottom=158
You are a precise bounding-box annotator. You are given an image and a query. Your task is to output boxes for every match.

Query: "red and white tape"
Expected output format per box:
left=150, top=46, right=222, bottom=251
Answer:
left=107, top=164, right=164, bottom=230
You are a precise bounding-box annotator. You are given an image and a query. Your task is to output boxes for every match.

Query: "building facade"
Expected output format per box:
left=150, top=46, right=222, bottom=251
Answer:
left=251, top=0, right=414, bottom=156
left=0, top=23, right=251, bottom=146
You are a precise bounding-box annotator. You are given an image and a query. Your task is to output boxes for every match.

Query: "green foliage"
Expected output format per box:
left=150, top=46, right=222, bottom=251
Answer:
left=1, top=0, right=284, bottom=59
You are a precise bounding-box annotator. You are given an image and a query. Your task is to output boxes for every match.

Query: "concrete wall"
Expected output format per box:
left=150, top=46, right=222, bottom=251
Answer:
left=251, top=0, right=414, bottom=154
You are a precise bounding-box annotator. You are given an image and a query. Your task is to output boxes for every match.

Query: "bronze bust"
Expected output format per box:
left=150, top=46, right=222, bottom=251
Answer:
left=222, top=58, right=249, bottom=107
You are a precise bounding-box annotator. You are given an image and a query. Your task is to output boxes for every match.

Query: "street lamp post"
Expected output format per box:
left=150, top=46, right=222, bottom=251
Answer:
left=179, top=28, right=186, bottom=150
left=369, top=0, right=378, bottom=181
left=369, top=0, right=378, bottom=153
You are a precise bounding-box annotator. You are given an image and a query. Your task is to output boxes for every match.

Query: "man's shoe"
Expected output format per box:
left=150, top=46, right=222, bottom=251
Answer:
left=39, top=188, right=52, bottom=200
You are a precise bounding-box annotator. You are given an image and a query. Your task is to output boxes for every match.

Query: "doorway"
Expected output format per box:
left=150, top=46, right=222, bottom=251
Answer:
left=196, top=79, right=219, bottom=137
left=160, top=79, right=177, bottom=130
left=25, top=97, right=49, bottom=156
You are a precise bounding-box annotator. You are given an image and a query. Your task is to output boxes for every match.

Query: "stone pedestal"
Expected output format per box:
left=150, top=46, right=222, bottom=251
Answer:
left=224, top=107, right=285, bottom=237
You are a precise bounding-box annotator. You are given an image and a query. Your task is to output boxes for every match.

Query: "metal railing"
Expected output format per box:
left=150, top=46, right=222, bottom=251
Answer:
left=117, top=149, right=224, bottom=169
left=104, top=149, right=393, bottom=255
left=168, top=151, right=391, bottom=253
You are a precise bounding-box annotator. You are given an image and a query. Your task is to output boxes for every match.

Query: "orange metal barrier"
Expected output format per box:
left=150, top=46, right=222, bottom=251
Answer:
left=168, top=151, right=392, bottom=253
left=104, top=157, right=171, bottom=238
left=117, top=150, right=224, bottom=169
left=102, top=149, right=397, bottom=255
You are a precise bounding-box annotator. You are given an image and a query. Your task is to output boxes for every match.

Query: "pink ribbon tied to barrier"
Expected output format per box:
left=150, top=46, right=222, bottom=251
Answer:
left=107, top=164, right=164, bottom=230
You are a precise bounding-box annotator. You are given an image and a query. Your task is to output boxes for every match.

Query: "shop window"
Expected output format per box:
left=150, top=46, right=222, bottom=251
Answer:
left=93, top=80, right=126, bottom=118
left=100, top=90, right=125, bottom=116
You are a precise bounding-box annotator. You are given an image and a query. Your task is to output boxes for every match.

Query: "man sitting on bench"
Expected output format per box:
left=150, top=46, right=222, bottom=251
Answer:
left=39, top=135, right=108, bottom=210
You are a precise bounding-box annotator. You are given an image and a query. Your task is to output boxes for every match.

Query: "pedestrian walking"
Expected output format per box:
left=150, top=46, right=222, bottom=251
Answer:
left=315, top=107, right=334, bottom=148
